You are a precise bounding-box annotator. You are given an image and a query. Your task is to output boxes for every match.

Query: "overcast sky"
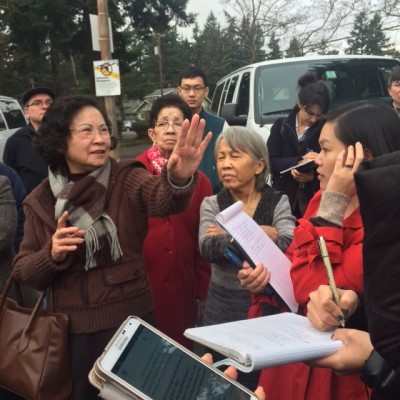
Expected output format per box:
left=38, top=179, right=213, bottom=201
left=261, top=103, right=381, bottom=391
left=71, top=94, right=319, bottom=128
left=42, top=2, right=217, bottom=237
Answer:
left=179, top=0, right=225, bottom=39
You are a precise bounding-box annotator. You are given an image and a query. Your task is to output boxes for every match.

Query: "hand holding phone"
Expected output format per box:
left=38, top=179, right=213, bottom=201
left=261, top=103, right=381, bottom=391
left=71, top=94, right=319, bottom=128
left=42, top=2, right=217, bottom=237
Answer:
left=224, top=239, right=256, bottom=269
left=93, top=317, right=259, bottom=400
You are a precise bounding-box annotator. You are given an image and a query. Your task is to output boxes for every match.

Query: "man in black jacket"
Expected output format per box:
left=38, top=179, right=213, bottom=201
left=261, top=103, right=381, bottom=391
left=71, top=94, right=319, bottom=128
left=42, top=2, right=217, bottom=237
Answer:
left=3, top=87, right=55, bottom=194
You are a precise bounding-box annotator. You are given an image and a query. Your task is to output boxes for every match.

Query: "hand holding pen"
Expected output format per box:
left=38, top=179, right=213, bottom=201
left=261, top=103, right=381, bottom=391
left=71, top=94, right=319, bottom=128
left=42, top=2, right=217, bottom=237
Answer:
left=307, top=285, right=360, bottom=332
left=318, top=236, right=345, bottom=328
left=311, top=236, right=361, bottom=330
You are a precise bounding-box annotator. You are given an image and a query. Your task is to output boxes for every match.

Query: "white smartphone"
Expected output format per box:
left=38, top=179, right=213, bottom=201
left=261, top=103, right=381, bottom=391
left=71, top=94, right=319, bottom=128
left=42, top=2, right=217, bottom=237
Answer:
left=97, top=316, right=258, bottom=400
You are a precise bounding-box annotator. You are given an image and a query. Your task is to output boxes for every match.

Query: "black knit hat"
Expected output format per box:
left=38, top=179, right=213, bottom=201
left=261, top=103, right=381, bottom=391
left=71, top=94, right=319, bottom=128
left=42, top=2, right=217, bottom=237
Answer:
left=22, top=87, right=56, bottom=105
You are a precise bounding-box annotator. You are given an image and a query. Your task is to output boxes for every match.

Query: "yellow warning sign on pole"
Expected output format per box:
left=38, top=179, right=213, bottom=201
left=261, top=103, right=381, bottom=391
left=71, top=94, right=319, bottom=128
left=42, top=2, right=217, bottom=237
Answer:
left=93, top=59, right=121, bottom=96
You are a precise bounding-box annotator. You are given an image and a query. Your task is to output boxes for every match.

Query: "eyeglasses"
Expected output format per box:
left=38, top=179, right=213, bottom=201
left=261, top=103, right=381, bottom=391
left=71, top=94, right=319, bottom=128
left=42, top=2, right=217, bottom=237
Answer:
left=179, top=85, right=206, bottom=93
left=304, top=107, right=322, bottom=118
left=69, top=124, right=111, bottom=138
left=26, top=99, right=53, bottom=107
left=154, top=120, right=184, bottom=131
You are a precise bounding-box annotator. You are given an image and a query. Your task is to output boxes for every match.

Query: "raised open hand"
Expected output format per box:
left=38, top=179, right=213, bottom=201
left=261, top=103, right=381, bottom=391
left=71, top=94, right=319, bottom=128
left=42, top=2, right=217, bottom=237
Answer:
left=167, top=114, right=212, bottom=186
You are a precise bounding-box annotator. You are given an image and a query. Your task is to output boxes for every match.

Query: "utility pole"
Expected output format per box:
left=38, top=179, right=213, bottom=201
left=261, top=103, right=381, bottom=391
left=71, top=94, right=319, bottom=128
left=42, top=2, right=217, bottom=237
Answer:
left=156, top=33, right=164, bottom=96
left=97, top=0, right=119, bottom=159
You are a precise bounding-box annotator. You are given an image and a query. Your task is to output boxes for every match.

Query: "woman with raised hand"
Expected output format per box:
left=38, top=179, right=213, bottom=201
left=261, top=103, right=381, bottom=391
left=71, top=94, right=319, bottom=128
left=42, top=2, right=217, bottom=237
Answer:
left=12, top=94, right=211, bottom=400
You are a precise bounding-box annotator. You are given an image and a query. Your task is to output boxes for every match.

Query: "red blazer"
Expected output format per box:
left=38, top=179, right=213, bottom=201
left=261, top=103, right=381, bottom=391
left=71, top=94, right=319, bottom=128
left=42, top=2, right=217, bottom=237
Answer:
left=136, top=150, right=212, bottom=348
left=259, top=190, right=369, bottom=400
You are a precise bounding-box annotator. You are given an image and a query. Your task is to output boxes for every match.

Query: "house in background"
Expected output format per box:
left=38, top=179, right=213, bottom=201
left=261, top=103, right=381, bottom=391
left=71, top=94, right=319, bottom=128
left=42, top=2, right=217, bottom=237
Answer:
left=134, top=88, right=176, bottom=121
left=134, top=88, right=211, bottom=121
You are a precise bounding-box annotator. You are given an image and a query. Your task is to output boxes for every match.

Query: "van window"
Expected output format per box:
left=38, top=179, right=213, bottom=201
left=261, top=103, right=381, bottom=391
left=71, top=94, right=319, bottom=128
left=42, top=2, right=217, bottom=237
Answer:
left=0, top=112, right=6, bottom=131
left=236, top=72, right=250, bottom=116
left=0, top=98, right=26, bottom=129
left=256, top=58, right=399, bottom=123
left=225, top=75, right=239, bottom=103
left=211, top=81, right=227, bottom=114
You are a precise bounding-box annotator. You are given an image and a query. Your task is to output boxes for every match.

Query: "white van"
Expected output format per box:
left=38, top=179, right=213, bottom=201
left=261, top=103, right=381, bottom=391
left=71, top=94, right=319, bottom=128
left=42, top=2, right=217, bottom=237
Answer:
left=211, top=55, right=400, bottom=142
left=0, top=95, right=27, bottom=162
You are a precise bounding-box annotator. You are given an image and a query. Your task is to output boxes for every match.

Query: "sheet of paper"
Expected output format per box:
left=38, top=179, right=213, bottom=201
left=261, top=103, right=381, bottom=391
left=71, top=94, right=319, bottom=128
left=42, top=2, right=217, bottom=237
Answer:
left=216, top=201, right=298, bottom=312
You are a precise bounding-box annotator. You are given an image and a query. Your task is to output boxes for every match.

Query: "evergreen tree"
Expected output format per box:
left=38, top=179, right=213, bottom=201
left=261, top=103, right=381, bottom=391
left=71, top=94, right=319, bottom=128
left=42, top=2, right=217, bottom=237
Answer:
left=191, top=13, right=227, bottom=87
left=286, top=38, right=303, bottom=57
left=346, top=11, right=390, bottom=55
left=267, top=32, right=282, bottom=60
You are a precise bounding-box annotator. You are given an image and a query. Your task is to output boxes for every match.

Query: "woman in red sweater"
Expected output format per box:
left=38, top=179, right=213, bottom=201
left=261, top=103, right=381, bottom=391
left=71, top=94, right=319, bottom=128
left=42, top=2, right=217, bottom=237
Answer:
left=136, top=94, right=212, bottom=348
left=238, top=101, right=399, bottom=400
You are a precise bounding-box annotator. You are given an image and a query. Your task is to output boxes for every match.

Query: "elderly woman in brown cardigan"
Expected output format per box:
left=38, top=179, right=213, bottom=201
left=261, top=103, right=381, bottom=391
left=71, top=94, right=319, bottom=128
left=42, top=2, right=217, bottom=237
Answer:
left=12, top=95, right=211, bottom=399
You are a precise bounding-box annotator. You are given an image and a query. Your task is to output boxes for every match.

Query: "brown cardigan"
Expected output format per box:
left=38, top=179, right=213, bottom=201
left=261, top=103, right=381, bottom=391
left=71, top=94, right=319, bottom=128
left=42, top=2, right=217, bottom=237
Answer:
left=13, top=158, right=197, bottom=334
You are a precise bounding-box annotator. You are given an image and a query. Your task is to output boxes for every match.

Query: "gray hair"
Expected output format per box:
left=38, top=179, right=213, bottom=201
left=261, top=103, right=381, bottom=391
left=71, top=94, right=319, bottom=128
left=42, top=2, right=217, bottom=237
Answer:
left=214, top=126, right=270, bottom=191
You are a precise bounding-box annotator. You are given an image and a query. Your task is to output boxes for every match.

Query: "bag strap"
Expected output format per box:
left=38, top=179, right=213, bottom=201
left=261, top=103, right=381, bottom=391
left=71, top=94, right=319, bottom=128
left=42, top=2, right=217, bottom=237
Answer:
left=0, top=272, right=47, bottom=353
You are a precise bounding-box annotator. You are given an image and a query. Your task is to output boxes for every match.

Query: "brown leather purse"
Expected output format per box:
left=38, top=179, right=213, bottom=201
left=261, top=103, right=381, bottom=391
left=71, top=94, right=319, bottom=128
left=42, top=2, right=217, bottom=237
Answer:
left=0, top=273, right=72, bottom=399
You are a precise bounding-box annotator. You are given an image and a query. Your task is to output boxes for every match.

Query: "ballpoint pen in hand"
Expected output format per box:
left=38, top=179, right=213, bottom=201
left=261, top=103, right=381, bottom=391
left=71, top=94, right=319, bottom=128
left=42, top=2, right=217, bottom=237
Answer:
left=318, top=236, right=345, bottom=328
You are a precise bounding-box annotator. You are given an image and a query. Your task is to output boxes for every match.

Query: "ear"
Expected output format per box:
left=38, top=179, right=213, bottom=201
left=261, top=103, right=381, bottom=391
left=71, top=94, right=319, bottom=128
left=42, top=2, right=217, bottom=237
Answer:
left=148, top=128, right=156, bottom=142
left=255, top=159, right=266, bottom=175
left=364, top=147, right=373, bottom=160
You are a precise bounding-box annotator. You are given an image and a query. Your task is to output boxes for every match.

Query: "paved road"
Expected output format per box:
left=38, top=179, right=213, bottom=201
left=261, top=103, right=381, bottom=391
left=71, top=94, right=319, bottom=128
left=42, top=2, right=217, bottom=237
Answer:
left=119, top=141, right=150, bottom=159
left=116, top=130, right=152, bottom=159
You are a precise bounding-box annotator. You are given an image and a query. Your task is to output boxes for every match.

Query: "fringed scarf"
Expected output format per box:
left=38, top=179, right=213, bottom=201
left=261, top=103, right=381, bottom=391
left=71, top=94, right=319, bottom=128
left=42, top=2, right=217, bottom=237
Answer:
left=49, top=159, right=123, bottom=270
left=147, top=143, right=167, bottom=175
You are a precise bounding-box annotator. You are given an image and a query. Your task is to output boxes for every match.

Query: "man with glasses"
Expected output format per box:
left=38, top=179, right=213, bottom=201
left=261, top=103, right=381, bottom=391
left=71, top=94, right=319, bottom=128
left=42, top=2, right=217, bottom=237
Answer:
left=4, top=87, right=55, bottom=193
left=178, top=66, right=228, bottom=193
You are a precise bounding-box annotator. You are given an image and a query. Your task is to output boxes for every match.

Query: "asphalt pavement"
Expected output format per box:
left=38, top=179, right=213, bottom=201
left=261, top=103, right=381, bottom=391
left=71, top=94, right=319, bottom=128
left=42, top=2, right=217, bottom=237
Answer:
left=117, top=132, right=152, bottom=160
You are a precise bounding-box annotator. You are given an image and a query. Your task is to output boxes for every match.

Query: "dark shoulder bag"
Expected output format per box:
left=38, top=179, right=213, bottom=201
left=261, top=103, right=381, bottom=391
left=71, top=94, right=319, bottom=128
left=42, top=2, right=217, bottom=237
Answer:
left=0, top=273, right=71, bottom=400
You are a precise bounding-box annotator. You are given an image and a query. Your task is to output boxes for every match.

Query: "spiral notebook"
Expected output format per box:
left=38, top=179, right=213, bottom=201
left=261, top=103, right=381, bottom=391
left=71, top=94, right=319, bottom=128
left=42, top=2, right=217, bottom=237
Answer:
left=184, top=313, right=342, bottom=372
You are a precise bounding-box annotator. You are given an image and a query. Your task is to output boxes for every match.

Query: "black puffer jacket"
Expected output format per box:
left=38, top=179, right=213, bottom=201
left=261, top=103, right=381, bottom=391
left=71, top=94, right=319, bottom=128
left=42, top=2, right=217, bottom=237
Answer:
left=355, top=151, right=400, bottom=399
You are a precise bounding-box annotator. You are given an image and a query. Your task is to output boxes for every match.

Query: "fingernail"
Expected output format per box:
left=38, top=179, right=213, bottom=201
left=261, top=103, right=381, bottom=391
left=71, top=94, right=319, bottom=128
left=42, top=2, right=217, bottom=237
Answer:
left=341, top=309, right=349, bottom=318
left=335, top=314, right=344, bottom=322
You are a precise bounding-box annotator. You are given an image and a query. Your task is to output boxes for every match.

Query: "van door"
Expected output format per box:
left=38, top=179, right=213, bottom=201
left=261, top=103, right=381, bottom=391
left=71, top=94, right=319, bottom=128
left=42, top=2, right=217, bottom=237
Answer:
left=0, top=97, right=27, bottom=161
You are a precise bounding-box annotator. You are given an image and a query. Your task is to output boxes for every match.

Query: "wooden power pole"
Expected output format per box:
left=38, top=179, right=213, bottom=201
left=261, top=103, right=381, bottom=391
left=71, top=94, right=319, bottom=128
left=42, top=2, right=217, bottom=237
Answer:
left=97, top=0, right=120, bottom=159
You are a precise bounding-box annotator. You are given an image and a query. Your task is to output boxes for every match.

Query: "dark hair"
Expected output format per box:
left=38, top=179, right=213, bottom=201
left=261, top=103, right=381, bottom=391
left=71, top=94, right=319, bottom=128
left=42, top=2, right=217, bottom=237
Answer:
left=178, top=66, right=208, bottom=87
left=297, top=71, right=331, bottom=113
left=388, top=67, right=400, bottom=86
left=37, top=95, right=116, bottom=167
left=149, top=94, right=192, bottom=128
left=326, top=101, right=400, bottom=157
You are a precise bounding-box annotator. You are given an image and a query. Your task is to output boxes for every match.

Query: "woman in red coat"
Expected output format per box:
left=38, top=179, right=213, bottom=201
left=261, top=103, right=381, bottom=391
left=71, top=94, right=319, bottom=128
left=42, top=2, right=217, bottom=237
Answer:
left=136, top=94, right=212, bottom=348
left=237, top=102, right=399, bottom=399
